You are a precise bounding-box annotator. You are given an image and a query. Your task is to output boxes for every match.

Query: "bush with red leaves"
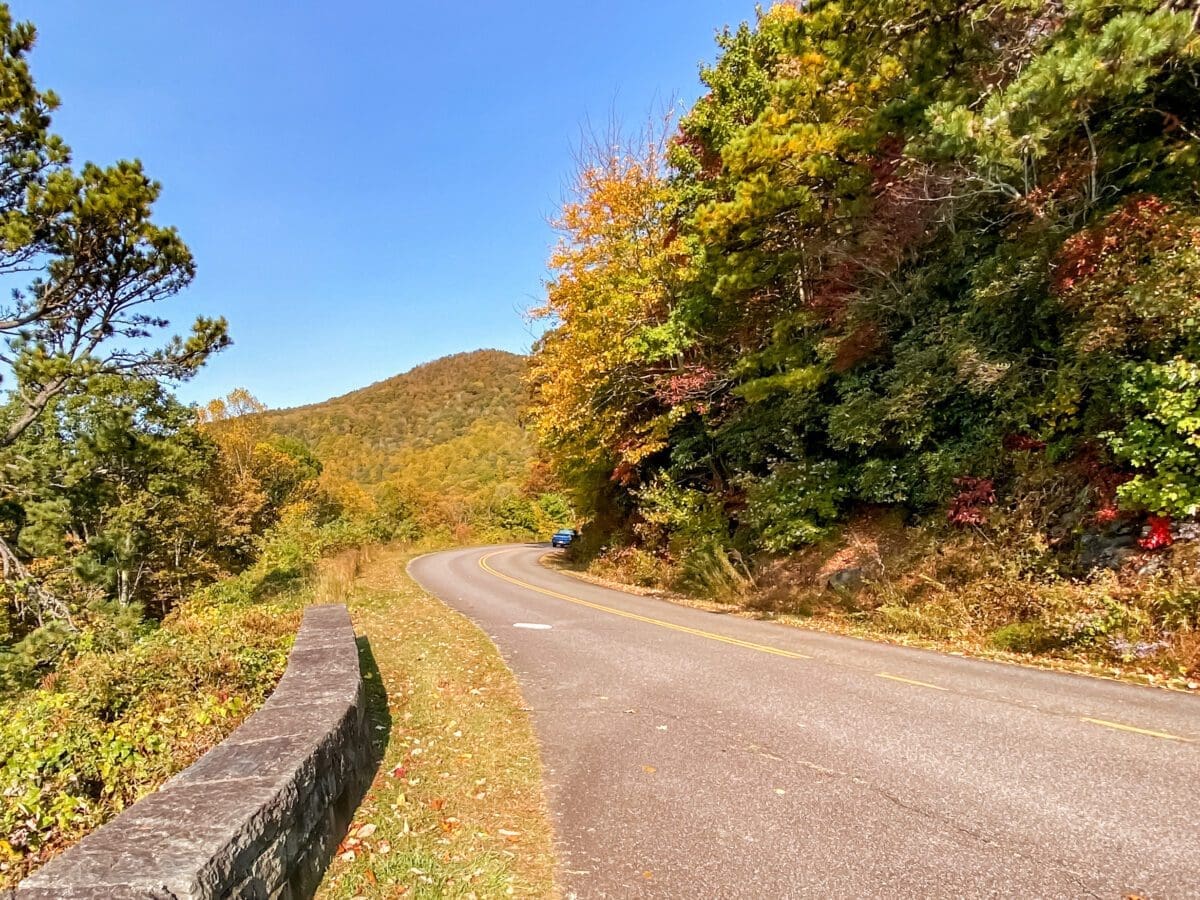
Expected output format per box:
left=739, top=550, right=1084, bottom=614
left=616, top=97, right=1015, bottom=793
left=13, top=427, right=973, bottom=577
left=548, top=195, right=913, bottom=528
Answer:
left=1139, top=515, right=1174, bottom=551
left=947, top=477, right=996, bottom=527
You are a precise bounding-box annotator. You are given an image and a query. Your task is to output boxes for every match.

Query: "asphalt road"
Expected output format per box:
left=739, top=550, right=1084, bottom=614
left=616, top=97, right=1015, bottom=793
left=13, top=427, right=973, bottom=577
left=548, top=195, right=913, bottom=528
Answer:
left=408, top=544, right=1200, bottom=899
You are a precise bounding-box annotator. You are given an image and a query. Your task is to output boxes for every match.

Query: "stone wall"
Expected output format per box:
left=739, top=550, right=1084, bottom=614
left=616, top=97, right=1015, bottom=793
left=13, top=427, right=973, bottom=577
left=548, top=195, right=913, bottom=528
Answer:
left=13, top=604, right=372, bottom=900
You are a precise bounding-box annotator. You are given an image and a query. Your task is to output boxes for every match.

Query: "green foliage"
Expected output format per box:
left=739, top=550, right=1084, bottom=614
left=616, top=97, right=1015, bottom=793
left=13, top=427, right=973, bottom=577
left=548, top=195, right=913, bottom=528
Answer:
left=0, top=621, right=75, bottom=693
left=0, top=565, right=304, bottom=883
left=741, top=461, right=847, bottom=552
left=1107, top=358, right=1200, bottom=516
left=531, top=0, right=1200, bottom=567
left=0, top=6, right=228, bottom=452
left=0, top=378, right=327, bottom=679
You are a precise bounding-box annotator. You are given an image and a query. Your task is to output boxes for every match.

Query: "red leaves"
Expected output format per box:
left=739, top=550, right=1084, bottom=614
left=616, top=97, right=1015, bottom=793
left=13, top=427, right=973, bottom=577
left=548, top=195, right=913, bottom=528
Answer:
left=1053, top=195, right=1174, bottom=295
left=831, top=324, right=884, bottom=373
left=1003, top=433, right=1046, bottom=452
left=610, top=460, right=638, bottom=486
left=654, top=366, right=719, bottom=406
left=947, top=477, right=996, bottom=527
left=1139, top=515, right=1174, bottom=551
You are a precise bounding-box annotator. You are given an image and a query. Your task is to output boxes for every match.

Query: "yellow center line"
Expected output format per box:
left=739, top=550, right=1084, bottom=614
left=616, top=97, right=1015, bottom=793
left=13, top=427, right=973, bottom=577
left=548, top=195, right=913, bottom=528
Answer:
left=875, top=672, right=948, bottom=691
left=1080, top=717, right=1192, bottom=743
left=475, top=551, right=1194, bottom=743
left=478, top=550, right=811, bottom=661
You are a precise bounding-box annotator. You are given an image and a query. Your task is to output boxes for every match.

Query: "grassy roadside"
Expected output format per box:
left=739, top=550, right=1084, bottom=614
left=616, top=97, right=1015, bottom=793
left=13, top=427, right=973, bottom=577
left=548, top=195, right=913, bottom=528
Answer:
left=545, top=552, right=1199, bottom=693
left=317, top=544, right=557, bottom=900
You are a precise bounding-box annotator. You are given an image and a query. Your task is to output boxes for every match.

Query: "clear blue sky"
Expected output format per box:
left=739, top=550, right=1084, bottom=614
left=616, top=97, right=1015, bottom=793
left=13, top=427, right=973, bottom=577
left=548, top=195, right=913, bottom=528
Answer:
left=11, top=1, right=755, bottom=409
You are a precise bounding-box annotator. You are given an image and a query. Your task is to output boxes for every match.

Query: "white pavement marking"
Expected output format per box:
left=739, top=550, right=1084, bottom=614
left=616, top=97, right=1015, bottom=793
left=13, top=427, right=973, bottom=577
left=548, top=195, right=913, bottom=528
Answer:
left=514, top=622, right=553, bottom=630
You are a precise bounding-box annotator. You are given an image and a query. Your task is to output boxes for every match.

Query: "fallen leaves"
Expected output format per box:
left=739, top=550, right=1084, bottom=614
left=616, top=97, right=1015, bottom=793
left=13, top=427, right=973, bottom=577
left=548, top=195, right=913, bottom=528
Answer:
left=316, top=547, right=555, bottom=897
left=335, top=821, right=384, bottom=863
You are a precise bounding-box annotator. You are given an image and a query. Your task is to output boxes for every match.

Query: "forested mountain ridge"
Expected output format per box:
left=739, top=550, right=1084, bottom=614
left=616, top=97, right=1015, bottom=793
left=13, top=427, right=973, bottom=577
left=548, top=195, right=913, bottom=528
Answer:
left=262, top=350, right=528, bottom=482
left=247, top=349, right=563, bottom=539
left=257, top=349, right=534, bottom=497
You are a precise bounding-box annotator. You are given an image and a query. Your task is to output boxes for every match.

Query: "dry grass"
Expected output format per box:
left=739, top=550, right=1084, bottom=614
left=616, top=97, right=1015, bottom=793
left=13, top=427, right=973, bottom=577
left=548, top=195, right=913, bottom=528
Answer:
left=553, top=509, right=1200, bottom=693
left=317, top=544, right=557, bottom=899
left=316, top=547, right=371, bottom=605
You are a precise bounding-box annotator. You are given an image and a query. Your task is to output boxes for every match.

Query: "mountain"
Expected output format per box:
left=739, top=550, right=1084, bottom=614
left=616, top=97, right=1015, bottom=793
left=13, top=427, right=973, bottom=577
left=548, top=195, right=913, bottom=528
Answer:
left=261, top=349, right=532, bottom=497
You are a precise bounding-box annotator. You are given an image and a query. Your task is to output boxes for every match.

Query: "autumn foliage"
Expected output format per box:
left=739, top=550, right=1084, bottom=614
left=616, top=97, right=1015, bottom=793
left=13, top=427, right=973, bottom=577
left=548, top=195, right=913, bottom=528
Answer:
left=528, top=0, right=1200, bottom=667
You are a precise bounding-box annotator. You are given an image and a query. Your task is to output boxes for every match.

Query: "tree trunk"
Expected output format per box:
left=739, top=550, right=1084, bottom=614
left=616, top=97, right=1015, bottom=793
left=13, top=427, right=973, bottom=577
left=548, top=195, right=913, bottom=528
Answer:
left=0, top=532, right=75, bottom=629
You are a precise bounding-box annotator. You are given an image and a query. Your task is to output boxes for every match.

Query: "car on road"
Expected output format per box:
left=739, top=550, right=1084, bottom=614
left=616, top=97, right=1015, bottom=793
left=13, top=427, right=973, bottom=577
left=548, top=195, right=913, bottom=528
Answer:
left=550, top=528, right=579, bottom=549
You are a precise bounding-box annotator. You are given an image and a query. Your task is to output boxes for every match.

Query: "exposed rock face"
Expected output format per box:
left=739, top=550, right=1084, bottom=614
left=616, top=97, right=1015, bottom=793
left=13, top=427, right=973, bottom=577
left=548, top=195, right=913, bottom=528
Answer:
left=12, top=605, right=371, bottom=900
left=1079, top=523, right=1141, bottom=571
left=825, top=566, right=868, bottom=594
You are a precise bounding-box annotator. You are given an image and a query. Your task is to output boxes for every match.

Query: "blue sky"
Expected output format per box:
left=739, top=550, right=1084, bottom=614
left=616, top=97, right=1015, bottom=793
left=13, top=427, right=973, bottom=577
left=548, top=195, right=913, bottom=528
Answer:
left=12, top=1, right=755, bottom=409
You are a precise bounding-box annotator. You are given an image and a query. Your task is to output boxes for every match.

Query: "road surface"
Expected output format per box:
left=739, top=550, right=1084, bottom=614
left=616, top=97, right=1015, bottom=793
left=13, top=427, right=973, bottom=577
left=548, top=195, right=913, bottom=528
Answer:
left=408, top=544, right=1200, bottom=899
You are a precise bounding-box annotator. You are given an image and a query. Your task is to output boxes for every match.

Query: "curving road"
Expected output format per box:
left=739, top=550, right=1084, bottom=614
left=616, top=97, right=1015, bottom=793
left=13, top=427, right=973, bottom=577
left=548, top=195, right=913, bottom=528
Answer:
left=409, top=544, right=1200, bottom=899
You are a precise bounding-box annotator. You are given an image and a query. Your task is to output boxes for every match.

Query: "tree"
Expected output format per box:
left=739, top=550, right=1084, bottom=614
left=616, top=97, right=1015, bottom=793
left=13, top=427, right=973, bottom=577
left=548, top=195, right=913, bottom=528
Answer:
left=527, top=123, right=693, bottom=516
left=530, top=0, right=1200, bottom=562
left=0, top=6, right=228, bottom=604
left=0, top=376, right=220, bottom=632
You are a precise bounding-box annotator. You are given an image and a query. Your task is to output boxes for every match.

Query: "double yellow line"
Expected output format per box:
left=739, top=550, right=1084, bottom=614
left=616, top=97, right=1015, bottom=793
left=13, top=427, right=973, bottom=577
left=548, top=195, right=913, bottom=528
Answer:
left=476, top=549, right=1195, bottom=744
left=478, top=550, right=811, bottom=660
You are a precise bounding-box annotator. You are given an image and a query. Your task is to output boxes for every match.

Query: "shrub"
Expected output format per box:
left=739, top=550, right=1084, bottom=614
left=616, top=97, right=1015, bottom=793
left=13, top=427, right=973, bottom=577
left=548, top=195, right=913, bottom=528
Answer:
left=1106, top=358, right=1200, bottom=518
left=988, top=622, right=1064, bottom=654
left=592, top=546, right=672, bottom=588
left=0, top=592, right=303, bottom=886
left=741, top=461, right=848, bottom=552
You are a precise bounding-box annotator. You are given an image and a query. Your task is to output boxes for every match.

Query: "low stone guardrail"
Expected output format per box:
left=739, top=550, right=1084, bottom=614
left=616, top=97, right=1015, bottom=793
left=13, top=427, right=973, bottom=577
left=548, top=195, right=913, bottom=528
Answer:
left=13, top=604, right=372, bottom=900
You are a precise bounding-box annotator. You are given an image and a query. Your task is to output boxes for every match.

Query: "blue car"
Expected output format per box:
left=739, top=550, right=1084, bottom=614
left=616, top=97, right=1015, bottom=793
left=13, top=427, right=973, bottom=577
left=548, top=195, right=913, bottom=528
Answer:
left=550, top=528, right=579, bottom=549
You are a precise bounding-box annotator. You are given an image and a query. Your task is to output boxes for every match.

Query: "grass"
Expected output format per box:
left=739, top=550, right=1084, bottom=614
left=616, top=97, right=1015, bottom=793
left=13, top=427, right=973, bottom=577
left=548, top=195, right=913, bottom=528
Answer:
left=317, top=544, right=557, bottom=900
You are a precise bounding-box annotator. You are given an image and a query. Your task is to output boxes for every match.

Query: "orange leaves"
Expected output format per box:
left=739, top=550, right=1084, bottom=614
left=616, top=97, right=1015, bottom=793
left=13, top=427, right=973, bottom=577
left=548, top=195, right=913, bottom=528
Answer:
left=528, top=127, right=691, bottom=491
left=1054, top=195, right=1179, bottom=296
left=336, top=821, right=382, bottom=863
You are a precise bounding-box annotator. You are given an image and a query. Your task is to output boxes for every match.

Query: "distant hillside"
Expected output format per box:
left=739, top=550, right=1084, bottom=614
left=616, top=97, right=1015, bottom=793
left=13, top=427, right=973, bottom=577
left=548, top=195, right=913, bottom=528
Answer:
left=262, top=350, right=532, bottom=495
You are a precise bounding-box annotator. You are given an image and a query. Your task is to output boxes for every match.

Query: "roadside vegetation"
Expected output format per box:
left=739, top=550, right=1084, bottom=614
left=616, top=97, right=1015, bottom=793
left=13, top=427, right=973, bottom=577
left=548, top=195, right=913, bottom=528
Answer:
left=259, top=350, right=571, bottom=546
left=528, top=0, right=1200, bottom=687
left=0, top=517, right=353, bottom=885
left=318, top=545, right=556, bottom=900
left=0, top=4, right=567, bottom=886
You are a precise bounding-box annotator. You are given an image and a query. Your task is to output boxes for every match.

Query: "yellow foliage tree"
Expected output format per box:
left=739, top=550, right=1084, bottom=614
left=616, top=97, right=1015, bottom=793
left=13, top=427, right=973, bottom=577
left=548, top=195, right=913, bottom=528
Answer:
left=527, top=128, right=692, bottom=511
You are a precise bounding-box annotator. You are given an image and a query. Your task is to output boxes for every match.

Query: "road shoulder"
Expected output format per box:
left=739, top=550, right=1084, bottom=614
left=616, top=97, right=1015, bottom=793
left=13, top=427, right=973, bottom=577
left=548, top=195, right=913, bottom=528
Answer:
left=543, top=551, right=1198, bottom=695
left=317, top=544, right=557, bottom=899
